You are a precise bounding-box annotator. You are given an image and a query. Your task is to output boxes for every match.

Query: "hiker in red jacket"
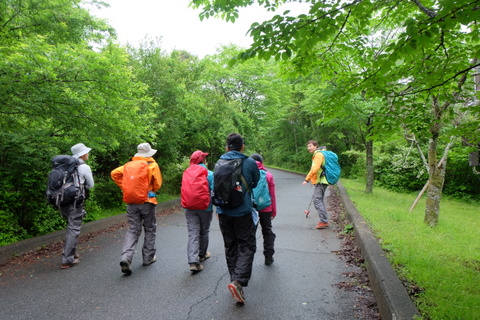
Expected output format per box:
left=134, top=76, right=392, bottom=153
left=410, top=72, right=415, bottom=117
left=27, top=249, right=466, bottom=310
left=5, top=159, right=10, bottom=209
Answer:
left=181, top=150, right=214, bottom=272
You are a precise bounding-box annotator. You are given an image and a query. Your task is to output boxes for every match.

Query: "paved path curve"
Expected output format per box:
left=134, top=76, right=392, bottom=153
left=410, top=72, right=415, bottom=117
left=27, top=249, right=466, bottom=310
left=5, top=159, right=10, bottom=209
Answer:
left=0, top=168, right=361, bottom=320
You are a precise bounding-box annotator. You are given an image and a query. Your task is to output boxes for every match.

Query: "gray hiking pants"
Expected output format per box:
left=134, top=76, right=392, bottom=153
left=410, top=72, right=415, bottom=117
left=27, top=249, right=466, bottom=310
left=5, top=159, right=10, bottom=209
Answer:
left=185, top=209, right=214, bottom=264
left=60, top=204, right=85, bottom=264
left=121, top=202, right=156, bottom=264
left=313, top=183, right=329, bottom=223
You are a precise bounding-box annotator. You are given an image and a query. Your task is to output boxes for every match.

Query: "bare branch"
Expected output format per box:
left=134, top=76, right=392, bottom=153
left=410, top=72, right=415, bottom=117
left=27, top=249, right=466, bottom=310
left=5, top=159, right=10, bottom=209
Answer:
left=319, top=8, right=351, bottom=56
left=397, top=60, right=480, bottom=97
left=439, top=58, right=479, bottom=113
left=410, top=0, right=437, bottom=18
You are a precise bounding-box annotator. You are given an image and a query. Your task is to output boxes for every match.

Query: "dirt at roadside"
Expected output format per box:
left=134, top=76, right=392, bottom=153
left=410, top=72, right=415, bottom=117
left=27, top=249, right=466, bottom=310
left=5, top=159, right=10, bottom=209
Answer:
left=327, top=186, right=381, bottom=320
left=0, top=207, right=178, bottom=277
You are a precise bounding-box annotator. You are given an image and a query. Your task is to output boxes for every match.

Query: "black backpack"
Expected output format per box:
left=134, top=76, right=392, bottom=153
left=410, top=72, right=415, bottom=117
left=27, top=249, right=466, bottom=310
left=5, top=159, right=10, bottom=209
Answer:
left=46, top=155, right=84, bottom=208
left=212, top=158, right=248, bottom=208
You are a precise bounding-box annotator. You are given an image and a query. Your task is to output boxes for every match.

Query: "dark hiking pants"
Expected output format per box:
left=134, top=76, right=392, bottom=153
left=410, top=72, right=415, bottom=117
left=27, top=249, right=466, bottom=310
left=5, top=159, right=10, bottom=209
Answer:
left=259, top=211, right=276, bottom=259
left=218, top=213, right=257, bottom=287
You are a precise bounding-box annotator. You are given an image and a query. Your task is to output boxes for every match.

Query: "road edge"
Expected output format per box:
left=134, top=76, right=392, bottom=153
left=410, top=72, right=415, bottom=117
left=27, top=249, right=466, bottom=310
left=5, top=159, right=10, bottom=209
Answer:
left=336, top=181, right=420, bottom=320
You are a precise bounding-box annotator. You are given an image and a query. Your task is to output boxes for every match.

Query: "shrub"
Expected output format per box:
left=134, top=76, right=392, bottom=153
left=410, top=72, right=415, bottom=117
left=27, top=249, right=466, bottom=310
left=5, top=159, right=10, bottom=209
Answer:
left=0, top=210, right=30, bottom=246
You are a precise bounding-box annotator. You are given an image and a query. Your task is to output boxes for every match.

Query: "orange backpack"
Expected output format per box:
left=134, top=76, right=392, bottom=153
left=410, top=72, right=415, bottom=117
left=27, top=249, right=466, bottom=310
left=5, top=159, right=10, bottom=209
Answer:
left=122, top=160, right=150, bottom=204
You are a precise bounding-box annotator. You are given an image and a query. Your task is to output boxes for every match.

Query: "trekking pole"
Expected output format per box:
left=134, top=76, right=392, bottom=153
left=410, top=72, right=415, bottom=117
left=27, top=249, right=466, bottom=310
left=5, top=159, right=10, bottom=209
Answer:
left=304, top=192, right=314, bottom=218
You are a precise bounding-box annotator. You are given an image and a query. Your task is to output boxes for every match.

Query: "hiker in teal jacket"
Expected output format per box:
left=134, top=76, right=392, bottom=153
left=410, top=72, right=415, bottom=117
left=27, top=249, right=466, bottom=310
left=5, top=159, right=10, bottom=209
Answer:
left=215, top=133, right=260, bottom=304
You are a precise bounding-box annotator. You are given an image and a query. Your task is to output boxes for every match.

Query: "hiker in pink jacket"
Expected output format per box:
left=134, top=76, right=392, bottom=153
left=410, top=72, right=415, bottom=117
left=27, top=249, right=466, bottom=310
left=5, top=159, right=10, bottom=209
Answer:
left=250, top=153, right=277, bottom=266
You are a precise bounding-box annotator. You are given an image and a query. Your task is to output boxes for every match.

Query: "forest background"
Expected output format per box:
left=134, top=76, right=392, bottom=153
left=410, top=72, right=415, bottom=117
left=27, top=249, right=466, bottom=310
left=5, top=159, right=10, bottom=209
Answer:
left=1, top=0, right=479, bottom=245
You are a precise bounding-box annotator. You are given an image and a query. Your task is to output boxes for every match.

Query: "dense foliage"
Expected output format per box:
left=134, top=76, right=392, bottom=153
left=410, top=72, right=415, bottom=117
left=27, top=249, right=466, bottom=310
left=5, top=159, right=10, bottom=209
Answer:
left=191, top=0, right=480, bottom=226
left=1, top=0, right=479, bottom=246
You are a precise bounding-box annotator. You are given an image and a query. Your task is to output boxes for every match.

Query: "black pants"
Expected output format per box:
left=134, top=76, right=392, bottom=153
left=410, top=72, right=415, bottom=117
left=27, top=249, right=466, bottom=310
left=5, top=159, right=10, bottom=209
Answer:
left=259, top=211, right=276, bottom=258
left=219, top=213, right=257, bottom=287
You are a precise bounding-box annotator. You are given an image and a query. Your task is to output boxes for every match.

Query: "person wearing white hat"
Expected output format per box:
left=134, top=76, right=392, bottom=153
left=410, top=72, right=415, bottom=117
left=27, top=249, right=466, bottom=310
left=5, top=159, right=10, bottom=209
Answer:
left=60, top=143, right=94, bottom=269
left=111, top=142, right=162, bottom=276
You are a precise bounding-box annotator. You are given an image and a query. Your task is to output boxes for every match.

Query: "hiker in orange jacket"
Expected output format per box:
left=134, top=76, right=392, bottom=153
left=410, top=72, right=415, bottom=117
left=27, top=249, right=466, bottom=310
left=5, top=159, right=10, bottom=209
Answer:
left=111, top=143, right=162, bottom=275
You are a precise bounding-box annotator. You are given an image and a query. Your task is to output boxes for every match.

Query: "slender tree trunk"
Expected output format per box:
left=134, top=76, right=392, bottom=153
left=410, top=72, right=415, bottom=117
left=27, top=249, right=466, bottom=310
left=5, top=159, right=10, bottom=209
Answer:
left=293, top=125, right=298, bottom=153
left=424, top=138, right=447, bottom=226
left=424, top=96, right=446, bottom=227
left=365, top=139, right=374, bottom=193
left=365, top=114, right=374, bottom=193
left=421, top=59, right=472, bottom=225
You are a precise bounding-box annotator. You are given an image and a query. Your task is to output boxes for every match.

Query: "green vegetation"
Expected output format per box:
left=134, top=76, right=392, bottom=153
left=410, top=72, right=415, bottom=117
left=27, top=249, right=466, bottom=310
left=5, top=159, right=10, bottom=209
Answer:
left=86, top=193, right=178, bottom=221
left=1, top=1, right=478, bottom=239
left=85, top=207, right=125, bottom=222
left=1, top=3, right=479, bottom=317
left=341, top=179, right=480, bottom=319
left=1, top=0, right=479, bottom=245
left=193, top=0, right=480, bottom=226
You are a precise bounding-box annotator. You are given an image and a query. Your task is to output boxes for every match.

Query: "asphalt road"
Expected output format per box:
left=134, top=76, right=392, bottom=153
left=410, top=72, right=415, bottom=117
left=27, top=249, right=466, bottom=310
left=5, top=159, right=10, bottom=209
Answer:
left=0, top=168, right=360, bottom=320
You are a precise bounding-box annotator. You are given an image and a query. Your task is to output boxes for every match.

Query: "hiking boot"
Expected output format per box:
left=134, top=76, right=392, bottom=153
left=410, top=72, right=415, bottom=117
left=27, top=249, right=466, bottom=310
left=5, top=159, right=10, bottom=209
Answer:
left=227, top=281, right=245, bottom=304
left=199, top=251, right=211, bottom=262
left=316, top=222, right=329, bottom=229
left=61, top=257, right=80, bottom=269
left=189, top=263, right=204, bottom=272
left=120, top=260, right=132, bottom=276
left=265, top=256, right=274, bottom=265
left=143, top=255, right=157, bottom=266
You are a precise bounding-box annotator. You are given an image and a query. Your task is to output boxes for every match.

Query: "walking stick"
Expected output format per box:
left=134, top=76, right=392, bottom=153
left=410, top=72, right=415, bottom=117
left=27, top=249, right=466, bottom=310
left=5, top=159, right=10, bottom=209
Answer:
left=304, top=193, right=314, bottom=218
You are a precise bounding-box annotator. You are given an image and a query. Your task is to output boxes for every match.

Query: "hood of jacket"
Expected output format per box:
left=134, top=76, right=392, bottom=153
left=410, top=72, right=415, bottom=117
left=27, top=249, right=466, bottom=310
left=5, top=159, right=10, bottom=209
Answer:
left=255, top=160, right=266, bottom=171
left=131, top=156, right=156, bottom=163
left=220, top=150, right=248, bottom=160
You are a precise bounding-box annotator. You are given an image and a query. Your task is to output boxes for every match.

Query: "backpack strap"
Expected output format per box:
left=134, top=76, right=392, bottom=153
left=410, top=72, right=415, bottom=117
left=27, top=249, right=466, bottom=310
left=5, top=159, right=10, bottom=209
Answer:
left=240, top=175, right=255, bottom=202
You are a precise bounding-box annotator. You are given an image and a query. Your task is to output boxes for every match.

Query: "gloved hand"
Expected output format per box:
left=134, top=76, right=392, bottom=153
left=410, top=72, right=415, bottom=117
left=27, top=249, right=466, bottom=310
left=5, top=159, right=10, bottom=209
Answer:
left=148, top=191, right=156, bottom=198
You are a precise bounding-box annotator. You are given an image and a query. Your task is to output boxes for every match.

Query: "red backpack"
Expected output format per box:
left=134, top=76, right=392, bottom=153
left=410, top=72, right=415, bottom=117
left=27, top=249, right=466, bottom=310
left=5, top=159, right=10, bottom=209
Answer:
left=122, top=160, right=150, bottom=204
left=181, top=165, right=210, bottom=210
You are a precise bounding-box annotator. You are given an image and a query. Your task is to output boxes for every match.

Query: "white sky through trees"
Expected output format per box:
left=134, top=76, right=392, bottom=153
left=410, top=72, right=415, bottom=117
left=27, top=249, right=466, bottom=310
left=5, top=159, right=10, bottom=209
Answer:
left=88, top=0, right=309, bottom=57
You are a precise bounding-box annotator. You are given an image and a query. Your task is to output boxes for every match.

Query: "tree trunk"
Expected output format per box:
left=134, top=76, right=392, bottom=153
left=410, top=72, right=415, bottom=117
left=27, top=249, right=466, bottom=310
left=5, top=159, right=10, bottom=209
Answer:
left=365, top=114, right=374, bottom=193
left=422, top=60, right=473, bottom=225
left=365, top=139, right=374, bottom=193
left=424, top=138, right=447, bottom=226
left=424, top=96, right=446, bottom=227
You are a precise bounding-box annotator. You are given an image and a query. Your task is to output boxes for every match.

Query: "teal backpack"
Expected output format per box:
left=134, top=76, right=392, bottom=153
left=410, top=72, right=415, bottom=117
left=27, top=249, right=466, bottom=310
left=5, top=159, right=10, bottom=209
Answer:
left=253, top=170, right=271, bottom=210
left=320, top=150, right=341, bottom=185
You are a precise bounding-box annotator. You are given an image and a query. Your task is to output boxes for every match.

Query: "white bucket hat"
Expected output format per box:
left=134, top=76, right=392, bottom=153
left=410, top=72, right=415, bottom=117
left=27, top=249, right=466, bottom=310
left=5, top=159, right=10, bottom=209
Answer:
left=71, top=143, right=92, bottom=158
left=134, top=143, right=157, bottom=158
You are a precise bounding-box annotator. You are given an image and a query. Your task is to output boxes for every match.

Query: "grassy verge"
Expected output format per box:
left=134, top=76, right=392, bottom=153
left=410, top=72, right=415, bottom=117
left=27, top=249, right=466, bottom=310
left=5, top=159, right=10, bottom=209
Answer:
left=340, top=179, right=480, bottom=319
left=88, top=193, right=179, bottom=221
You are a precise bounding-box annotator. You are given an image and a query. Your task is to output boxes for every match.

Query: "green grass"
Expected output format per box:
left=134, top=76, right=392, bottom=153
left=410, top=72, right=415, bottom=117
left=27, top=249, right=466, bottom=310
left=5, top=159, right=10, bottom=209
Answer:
left=88, top=193, right=179, bottom=221
left=341, top=179, right=480, bottom=320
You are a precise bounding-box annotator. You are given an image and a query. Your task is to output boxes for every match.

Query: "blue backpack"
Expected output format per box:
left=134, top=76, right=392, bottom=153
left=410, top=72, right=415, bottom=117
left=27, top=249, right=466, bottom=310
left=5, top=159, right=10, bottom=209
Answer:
left=320, top=150, right=341, bottom=185
left=253, top=170, right=271, bottom=210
